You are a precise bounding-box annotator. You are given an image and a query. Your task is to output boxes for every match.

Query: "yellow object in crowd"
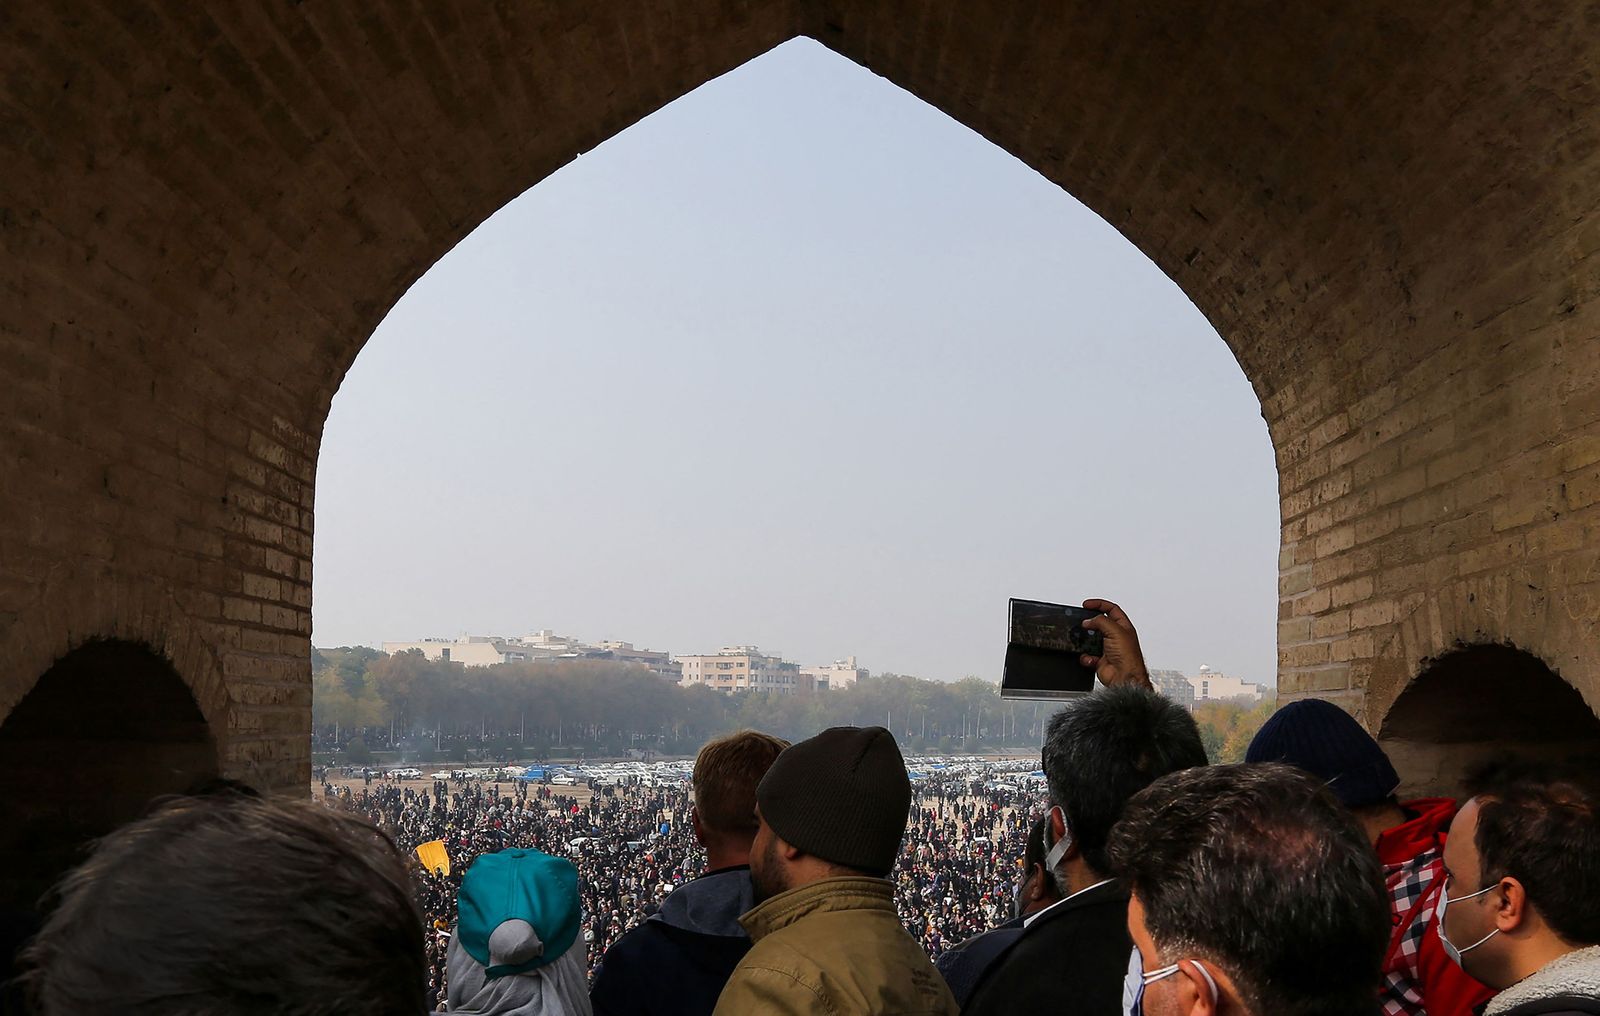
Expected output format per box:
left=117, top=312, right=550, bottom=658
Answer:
left=416, top=839, right=450, bottom=876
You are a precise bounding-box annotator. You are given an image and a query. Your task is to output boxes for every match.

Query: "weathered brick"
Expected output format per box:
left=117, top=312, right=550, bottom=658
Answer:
left=1331, top=576, right=1375, bottom=608
left=1313, top=609, right=1351, bottom=638
left=0, top=0, right=1596, bottom=829
left=1350, top=600, right=1397, bottom=630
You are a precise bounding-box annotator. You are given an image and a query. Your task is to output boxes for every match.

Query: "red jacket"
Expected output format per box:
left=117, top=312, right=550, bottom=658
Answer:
left=1375, top=798, right=1495, bottom=1016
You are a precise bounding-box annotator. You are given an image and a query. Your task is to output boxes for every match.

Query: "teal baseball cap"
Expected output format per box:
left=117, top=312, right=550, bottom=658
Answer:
left=456, top=848, right=581, bottom=978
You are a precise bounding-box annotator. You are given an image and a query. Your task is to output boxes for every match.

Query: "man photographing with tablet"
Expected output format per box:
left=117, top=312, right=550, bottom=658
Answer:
left=968, top=596, right=1207, bottom=1014
left=1001, top=597, right=1154, bottom=701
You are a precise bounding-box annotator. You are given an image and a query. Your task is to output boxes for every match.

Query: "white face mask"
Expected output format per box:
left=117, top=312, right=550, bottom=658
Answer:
left=1437, top=876, right=1500, bottom=967
left=1121, top=946, right=1143, bottom=1016
left=1043, top=805, right=1072, bottom=872
left=1126, top=954, right=1219, bottom=1015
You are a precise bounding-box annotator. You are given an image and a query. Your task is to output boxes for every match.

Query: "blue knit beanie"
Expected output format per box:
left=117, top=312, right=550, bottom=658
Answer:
left=1245, top=699, right=1400, bottom=808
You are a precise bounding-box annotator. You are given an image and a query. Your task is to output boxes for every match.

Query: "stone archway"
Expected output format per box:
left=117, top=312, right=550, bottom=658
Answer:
left=1378, top=642, right=1600, bottom=798
left=0, top=640, right=218, bottom=910
left=2, top=3, right=1599, bottom=793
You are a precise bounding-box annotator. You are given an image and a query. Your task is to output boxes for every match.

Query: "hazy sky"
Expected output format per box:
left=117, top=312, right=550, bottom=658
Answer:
left=313, top=38, right=1280, bottom=685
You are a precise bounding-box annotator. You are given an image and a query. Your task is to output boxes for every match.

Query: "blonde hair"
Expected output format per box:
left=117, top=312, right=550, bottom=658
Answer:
left=692, top=730, right=789, bottom=836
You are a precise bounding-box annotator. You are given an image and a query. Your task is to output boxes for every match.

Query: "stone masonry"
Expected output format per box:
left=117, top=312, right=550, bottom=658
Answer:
left=2, top=2, right=1599, bottom=800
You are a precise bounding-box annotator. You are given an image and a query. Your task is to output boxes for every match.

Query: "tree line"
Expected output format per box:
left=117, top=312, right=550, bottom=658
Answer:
left=312, top=647, right=1273, bottom=765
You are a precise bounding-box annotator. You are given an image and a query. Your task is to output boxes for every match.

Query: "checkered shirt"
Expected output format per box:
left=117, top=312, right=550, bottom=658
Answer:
left=1380, top=846, right=1444, bottom=1016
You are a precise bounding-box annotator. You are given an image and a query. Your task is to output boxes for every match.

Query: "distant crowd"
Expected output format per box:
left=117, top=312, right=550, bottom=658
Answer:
left=8, top=600, right=1600, bottom=1016
left=315, top=767, right=1038, bottom=1005
left=322, top=780, right=700, bottom=1002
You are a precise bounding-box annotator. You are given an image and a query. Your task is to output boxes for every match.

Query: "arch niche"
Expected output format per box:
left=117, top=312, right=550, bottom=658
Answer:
left=0, top=641, right=218, bottom=910
left=1, top=4, right=1600, bottom=795
left=1379, top=643, right=1600, bottom=799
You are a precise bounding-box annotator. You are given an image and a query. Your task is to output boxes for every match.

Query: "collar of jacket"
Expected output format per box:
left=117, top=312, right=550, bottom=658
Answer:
left=738, top=876, right=895, bottom=943
left=1375, top=797, right=1458, bottom=865
left=1485, top=945, right=1600, bottom=1016
left=1021, top=878, right=1124, bottom=929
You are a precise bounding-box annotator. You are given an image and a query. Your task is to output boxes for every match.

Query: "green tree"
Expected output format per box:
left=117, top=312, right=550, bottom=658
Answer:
left=310, top=647, right=1065, bottom=756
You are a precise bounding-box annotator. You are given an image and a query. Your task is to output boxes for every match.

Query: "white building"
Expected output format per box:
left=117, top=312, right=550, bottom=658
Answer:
left=801, top=656, right=868, bottom=691
left=508, top=629, right=588, bottom=655
left=1186, top=665, right=1265, bottom=703
left=593, top=641, right=682, bottom=681
left=380, top=636, right=548, bottom=667
left=381, top=629, right=680, bottom=677
left=678, top=647, right=810, bottom=694
left=1149, top=669, right=1196, bottom=709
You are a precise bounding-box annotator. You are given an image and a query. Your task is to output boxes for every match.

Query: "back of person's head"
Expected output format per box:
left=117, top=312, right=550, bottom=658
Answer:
left=756, top=725, right=909, bottom=878
left=1245, top=698, right=1401, bottom=809
left=1108, top=763, right=1389, bottom=1016
left=693, top=729, right=789, bottom=841
left=1041, top=686, right=1207, bottom=875
left=23, top=793, right=426, bottom=1016
left=449, top=847, right=588, bottom=1015
left=1013, top=813, right=1061, bottom=915
left=1467, top=760, right=1600, bottom=946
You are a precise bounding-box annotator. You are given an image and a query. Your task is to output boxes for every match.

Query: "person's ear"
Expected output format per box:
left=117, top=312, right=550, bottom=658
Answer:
left=1179, top=960, right=1221, bottom=1016
left=1027, top=863, right=1049, bottom=901
left=1049, top=808, right=1081, bottom=862
left=776, top=833, right=804, bottom=862
left=1493, top=876, right=1528, bottom=933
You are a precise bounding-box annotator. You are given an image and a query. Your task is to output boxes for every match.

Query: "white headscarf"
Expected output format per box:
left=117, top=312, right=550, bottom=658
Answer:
left=443, top=920, right=592, bottom=1016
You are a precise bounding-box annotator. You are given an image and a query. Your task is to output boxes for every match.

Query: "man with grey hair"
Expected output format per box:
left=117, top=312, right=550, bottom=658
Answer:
left=963, top=624, right=1208, bottom=1015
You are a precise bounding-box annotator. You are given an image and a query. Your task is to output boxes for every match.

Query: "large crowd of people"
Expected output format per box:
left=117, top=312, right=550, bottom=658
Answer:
left=896, top=786, right=1034, bottom=959
left=8, top=600, right=1600, bottom=1016
left=317, top=767, right=1038, bottom=1006
left=324, top=779, right=702, bottom=1001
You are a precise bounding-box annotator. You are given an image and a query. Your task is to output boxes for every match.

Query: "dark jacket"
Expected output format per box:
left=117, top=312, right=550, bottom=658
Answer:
left=961, top=880, right=1131, bottom=1016
left=589, top=866, right=755, bottom=1016
left=934, top=916, right=1026, bottom=1007
left=1482, top=946, right=1600, bottom=1016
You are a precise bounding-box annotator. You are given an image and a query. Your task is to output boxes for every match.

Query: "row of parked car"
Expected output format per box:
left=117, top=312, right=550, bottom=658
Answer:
left=370, top=755, right=1041, bottom=790
left=371, top=758, right=698, bottom=787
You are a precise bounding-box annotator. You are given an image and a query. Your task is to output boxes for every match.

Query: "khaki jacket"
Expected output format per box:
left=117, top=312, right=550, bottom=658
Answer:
left=711, top=876, right=958, bottom=1016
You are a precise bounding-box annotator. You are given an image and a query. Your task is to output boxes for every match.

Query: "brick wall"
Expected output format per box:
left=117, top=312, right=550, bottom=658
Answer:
left=1, top=1, right=1597, bottom=800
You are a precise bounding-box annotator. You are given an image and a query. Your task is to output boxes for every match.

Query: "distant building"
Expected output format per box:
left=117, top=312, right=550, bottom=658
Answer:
left=509, top=629, right=588, bottom=656
left=678, top=647, right=812, bottom=694
left=382, top=629, right=680, bottom=677
left=381, top=636, right=547, bottom=667
left=1149, top=669, right=1195, bottom=709
left=592, top=641, right=682, bottom=681
left=801, top=656, right=868, bottom=691
left=1187, top=665, right=1265, bottom=703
